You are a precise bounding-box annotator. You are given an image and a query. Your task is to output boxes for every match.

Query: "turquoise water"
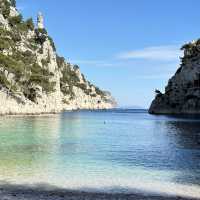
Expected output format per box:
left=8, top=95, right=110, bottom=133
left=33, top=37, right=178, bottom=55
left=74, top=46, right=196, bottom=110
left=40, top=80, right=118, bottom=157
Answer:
left=0, top=110, right=200, bottom=197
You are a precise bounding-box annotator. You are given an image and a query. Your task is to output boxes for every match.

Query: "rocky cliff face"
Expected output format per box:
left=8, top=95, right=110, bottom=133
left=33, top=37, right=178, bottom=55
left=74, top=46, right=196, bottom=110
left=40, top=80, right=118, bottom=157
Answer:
left=0, top=0, right=116, bottom=115
left=149, top=39, right=200, bottom=114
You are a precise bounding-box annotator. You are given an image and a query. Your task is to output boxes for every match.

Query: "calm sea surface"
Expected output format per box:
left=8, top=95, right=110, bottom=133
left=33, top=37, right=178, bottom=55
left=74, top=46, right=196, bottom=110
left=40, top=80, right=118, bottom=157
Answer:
left=0, top=109, right=200, bottom=197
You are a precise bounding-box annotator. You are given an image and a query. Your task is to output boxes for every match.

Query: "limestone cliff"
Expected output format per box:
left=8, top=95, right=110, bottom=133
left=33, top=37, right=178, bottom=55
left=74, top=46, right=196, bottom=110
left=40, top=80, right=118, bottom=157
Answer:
left=149, top=39, right=200, bottom=114
left=0, top=0, right=116, bottom=114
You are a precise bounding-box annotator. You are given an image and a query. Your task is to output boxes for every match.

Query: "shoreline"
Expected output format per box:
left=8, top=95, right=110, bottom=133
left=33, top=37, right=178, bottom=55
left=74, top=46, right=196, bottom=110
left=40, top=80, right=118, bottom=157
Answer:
left=0, top=183, right=198, bottom=200
left=0, top=108, right=114, bottom=117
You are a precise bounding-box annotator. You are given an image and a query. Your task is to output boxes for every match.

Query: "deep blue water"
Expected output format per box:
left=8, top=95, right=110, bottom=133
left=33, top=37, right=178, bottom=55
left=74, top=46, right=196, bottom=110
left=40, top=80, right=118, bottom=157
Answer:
left=0, top=109, right=200, bottom=196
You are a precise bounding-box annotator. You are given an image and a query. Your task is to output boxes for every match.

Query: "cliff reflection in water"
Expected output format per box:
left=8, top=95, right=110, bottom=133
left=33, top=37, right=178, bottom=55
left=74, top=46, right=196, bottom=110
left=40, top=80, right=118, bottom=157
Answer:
left=162, top=119, right=200, bottom=185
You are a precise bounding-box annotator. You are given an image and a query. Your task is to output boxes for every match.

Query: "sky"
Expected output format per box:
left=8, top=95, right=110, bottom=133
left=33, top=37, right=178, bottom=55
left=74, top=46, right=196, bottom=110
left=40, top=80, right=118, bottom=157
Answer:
left=16, top=0, right=200, bottom=108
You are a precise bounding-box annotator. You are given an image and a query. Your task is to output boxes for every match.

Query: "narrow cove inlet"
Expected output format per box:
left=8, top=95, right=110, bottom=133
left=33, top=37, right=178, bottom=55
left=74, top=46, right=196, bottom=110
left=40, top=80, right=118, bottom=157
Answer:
left=1, top=0, right=200, bottom=200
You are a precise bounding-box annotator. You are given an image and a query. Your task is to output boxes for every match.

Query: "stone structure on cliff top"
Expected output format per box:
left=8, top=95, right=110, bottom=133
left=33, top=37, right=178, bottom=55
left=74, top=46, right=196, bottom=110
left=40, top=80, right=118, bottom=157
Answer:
left=0, top=0, right=116, bottom=115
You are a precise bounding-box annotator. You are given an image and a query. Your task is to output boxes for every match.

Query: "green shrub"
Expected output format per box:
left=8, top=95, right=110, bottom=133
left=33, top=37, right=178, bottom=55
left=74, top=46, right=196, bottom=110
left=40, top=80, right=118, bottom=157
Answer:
left=17, top=22, right=29, bottom=32
left=29, top=63, right=55, bottom=93
left=90, top=94, right=97, bottom=97
left=8, top=15, right=34, bottom=33
left=0, top=72, right=18, bottom=93
left=8, top=14, right=23, bottom=26
left=36, top=28, right=47, bottom=35
left=25, top=18, right=34, bottom=30
left=0, top=27, right=10, bottom=36
left=12, top=50, right=36, bottom=66
left=60, top=66, right=87, bottom=98
left=0, top=54, right=24, bottom=78
left=0, top=38, right=11, bottom=50
left=62, top=99, right=69, bottom=104
left=10, top=0, right=16, bottom=7
left=48, top=36, right=56, bottom=51
left=38, top=47, right=43, bottom=54
left=22, top=50, right=33, bottom=58
left=56, top=55, right=65, bottom=68
left=61, top=68, right=80, bottom=85
left=73, top=64, right=79, bottom=70
left=82, top=74, right=86, bottom=82
left=35, top=28, right=47, bottom=44
left=10, top=30, right=21, bottom=42
left=27, top=38, right=38, bottom=50
left=42, top=81, right=56, bottom=93
left=0, top=73, right=10, bottom=88
left=24, top=87, right=37, bottom=102
left=2, top=1, right=10, bottom=18
left=95, top=86, right=106, bottom=97
left=60, top=84, right=75, bottom=98
left=41, top=58, right=49, bottom=66
left=76, top=83, right=92, bottom=95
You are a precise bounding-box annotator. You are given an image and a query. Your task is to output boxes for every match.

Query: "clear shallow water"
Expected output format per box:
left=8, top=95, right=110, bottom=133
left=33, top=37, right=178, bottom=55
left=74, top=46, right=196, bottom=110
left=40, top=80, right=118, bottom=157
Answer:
left=0, top=110, right=200, bottom=197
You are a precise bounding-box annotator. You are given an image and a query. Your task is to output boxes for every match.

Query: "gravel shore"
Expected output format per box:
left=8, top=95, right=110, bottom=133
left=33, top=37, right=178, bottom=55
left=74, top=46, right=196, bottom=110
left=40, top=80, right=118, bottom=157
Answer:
left=0, top=183, right=197, bottom=200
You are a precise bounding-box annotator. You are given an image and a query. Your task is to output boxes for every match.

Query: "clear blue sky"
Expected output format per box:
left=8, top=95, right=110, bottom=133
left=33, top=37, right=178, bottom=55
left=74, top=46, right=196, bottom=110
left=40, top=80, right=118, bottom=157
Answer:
left=17, top=0, right=200, bottom=108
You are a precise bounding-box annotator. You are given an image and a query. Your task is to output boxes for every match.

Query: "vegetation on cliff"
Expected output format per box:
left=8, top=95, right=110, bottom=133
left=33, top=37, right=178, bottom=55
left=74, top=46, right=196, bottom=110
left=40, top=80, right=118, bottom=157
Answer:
left=0, top=0, right=114, bottom=109
left=149, top=39, right=200, bottom=114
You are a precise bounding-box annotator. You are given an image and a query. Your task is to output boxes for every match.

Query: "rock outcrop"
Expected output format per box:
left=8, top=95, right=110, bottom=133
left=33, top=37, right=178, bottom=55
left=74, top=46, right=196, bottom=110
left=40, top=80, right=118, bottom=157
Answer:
left=149, top=39, right=200, bottom=114
left=0, top=0, right=116, bottom=115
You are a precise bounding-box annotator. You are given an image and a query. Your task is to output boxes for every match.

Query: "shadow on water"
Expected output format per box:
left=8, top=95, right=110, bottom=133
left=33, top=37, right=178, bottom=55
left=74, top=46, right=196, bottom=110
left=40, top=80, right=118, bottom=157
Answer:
left=61, top=111, right=200, bottom=187
left=0, top=182, right=198, bottom=200
left=161, top=120, right=200, bottom=185
left=100, top=111, right=200, bottom=186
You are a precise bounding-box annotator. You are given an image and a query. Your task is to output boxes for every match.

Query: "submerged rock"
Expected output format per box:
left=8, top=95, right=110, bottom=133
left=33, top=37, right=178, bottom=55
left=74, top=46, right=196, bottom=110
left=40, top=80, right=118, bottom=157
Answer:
left=149, top=39, right=200, bottom=114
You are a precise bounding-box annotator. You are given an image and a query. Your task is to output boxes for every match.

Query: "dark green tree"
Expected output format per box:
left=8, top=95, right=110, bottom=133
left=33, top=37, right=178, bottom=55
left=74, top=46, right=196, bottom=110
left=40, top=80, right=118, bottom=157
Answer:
left=26, top=18, right=34, bottom=30
left=10, top=0, right=16, bottom=7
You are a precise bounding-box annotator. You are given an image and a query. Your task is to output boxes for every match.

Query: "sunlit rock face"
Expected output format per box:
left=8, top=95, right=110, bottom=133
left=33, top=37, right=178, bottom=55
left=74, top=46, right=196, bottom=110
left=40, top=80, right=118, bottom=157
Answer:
left=149, top=39, right=200, bottom=114
left=0, top=0, right=116, bottom=115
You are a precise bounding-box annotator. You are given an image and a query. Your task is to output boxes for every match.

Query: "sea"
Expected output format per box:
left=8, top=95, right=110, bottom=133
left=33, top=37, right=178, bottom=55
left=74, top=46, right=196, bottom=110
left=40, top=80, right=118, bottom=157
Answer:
left=0, top=109, right=200, bottom=198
